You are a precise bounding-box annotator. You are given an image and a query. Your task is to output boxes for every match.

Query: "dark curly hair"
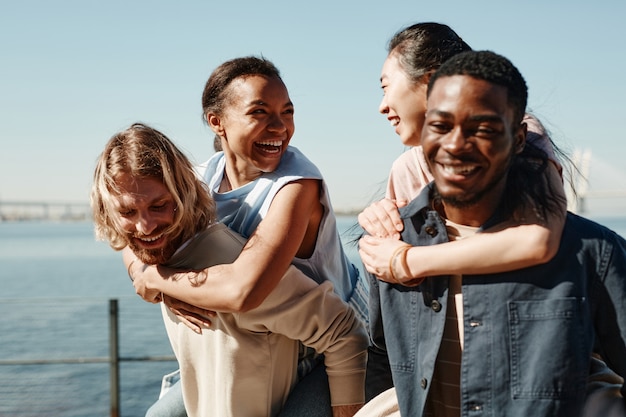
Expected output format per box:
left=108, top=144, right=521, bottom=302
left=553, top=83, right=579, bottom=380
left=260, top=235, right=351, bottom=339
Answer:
left=428, top=50, right=563, bottom=221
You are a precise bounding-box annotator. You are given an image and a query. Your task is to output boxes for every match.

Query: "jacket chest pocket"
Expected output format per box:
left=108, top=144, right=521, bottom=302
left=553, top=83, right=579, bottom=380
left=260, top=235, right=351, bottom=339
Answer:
left=508, top=297, right=588, bottom=400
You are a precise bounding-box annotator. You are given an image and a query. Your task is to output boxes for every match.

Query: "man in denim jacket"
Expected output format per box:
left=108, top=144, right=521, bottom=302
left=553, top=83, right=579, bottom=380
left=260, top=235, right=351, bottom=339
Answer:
left=362, top=50, right=626, bottom=416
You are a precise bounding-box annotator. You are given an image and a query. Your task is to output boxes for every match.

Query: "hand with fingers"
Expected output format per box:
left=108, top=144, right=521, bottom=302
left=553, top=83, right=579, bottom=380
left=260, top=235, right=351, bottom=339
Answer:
left=163, top=294, right=215, bottom=334
left=359, top=235, right=424, bottom=287
left=358, top=198, right=407, bottom=239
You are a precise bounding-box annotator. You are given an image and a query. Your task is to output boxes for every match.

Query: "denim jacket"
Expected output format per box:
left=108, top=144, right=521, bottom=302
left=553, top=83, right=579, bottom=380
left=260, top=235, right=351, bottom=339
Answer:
left=366, top=183, right=626, bottom=417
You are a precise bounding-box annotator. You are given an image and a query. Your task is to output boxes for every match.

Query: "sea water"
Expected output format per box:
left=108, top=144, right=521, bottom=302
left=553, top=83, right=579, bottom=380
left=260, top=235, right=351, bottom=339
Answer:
left=0, top=217, right=362, bottom=417
left=0, top=221, right=179, bottom=417
left=1, top=215, right=624, bottom=416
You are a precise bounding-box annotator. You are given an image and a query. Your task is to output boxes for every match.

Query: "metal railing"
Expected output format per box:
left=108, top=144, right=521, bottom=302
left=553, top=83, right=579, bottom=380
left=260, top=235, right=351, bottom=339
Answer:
left=0, top=299, right=176, bottom=417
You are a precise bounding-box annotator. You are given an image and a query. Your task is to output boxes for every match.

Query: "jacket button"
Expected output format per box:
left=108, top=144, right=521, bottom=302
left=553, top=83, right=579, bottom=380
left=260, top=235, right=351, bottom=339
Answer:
left=424, top=226, right=437, bottom=236
left=431, top=300, right=442, bottom=312
left=420, top=378, right=428, bottom=389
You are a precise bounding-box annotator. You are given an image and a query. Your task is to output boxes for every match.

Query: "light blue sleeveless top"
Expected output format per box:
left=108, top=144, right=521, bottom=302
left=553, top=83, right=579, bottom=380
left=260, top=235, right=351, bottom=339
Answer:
left=197, top=146, right=359, bottom=303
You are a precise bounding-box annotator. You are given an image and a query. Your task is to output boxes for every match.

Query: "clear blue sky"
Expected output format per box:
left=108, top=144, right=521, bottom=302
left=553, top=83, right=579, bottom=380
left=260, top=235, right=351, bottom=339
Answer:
left=1, top=0, right=625, bottom=214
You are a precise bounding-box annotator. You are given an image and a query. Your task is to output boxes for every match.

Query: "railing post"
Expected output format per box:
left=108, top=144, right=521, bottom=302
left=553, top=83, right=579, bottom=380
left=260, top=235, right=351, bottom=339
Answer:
left=109, top=299, right=120, bottom=417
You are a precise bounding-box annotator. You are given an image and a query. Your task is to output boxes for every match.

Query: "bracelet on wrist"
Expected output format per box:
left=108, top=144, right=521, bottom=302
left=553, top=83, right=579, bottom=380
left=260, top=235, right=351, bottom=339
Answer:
left=127, top=260, right=136, bottom=282
left=389, top=245, right=411, bottom=284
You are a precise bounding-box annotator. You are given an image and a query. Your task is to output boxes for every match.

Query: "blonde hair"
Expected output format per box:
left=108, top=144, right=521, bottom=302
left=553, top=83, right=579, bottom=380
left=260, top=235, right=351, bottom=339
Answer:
left=90, top=123, right=216, bottom=250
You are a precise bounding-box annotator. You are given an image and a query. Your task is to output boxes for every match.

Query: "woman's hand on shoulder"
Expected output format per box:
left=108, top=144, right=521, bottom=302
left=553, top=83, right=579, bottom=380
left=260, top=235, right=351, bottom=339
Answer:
left=129, top=262, right=164, bottom=303
left=358, top=198, right=406, bottom=239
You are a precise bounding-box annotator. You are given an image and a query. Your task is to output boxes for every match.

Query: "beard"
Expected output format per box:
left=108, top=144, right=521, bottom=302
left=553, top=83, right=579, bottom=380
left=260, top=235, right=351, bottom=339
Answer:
left=126, top=230, right=180, bottom=265
left=435, top=150, right=515, bottom=210
left=437, top=177, right=502, bottom=209
left=129, top=243, right=176, bottom=265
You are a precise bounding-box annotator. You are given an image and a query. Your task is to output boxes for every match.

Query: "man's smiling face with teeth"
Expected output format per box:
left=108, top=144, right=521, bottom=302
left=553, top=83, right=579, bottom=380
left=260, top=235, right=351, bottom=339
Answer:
left=421, top=74, right=525, bottom=222
left=114, top=173, right=180, bottom=264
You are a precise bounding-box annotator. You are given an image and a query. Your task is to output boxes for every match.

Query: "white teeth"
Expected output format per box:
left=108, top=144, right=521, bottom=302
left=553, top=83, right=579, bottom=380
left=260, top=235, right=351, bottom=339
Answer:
left=390, top=119, right=399, bottom=127
left=257, top=140, right=282, bottom=147
left=139, top=234, right=162, bottom=242
left=442, top=164, right=477, bottom=175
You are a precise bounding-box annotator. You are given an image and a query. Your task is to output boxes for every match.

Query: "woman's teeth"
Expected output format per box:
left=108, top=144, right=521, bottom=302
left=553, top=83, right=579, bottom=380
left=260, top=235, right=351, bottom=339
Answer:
left=257, top=140, right=282, bottom=147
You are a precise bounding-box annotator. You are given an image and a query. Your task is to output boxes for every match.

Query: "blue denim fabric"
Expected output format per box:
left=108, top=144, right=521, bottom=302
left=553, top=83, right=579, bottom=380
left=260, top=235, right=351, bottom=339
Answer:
left=367, top=183, right=626, bottom=417
left=145, top=377, right=187, bottom=417
left=277, top=362, right=332, bottom=417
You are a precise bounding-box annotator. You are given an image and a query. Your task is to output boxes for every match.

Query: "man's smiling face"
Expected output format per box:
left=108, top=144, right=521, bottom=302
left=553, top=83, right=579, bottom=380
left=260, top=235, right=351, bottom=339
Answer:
left=421, top=74, right=525, bottom=225
left=113, top=173, right=179, bottom=264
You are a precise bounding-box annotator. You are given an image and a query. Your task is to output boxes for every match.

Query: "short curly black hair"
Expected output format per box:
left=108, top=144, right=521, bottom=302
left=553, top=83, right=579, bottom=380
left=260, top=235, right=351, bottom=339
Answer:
left=428, top=50, right=528, bottom=126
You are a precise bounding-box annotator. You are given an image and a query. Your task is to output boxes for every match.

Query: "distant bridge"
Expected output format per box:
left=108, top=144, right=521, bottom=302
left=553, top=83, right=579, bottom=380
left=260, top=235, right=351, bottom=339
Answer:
left=566, top=149, right=626, bottom=214
left=3, top=148, right=626, bottom=221
left=0, top=200, right=91, bottom=221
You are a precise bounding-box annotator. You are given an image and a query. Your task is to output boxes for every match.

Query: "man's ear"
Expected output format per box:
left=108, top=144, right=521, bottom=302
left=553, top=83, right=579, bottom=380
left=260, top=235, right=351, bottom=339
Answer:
left=514, top=121, right=527, bottom=154
left=206, top=112, right=224, bottom=136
